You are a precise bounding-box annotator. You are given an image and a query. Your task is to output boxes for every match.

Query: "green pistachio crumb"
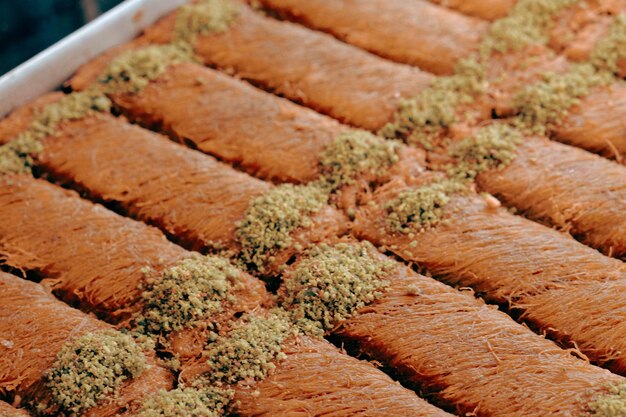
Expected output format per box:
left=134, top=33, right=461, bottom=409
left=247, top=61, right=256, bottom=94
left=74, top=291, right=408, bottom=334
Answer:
left=236, top=183, right=329, bottom=273
left=174, top=0, right=240, bottom=43
left=280, top=242, right=394, bottom=336
left=135, top=255, right=241, bottom=336
left=319, top=130, right=400, bottom=190
left=447, top=124, right=523, bottom=180
left=201, top=311, right=294, bottom=385
left=512, top=63, right=612, bottom=134
left=99, top=44, right=194, bottom=94
left=386, top=180, right=464, bottom=234
left=590, top=14, right=626, bottom=74
left=45, top=330, right=146, bottom=415
left=481, top=0, right=580, bottom=55
left=379, top=57, right=485, bottom=146
left=0, top=90, right=110, bottom=175
left=137, top=386, right=233, bottom=417
left=30, top=90, right=111, bottom=139
left=0, top=133, right=43, bottom=174
left=588, top=383, right=626, bottom=416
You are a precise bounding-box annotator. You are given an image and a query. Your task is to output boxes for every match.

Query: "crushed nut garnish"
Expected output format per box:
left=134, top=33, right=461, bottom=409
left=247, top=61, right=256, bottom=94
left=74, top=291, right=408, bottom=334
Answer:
left=280, top=242, right=393, bottom=336
left=319, top=129, right=400, bottom=190
left=201, top=311, right=295, bottom=385
left=137, top=386, right=233, bottom=417
left=447, top=124, right=523, bottom=180
left=174, top=0, right=240, bottom=43
left=45, top=330, right=146, bottom=415
left=99, top=44, right=194, bottom=94
left=135, top=255, right=241, bottom=336
left=0, top=90, right=110, bottom=174
left=236, top=183, right=328, bottom=273
left=386, top=180, right=464, bottom=233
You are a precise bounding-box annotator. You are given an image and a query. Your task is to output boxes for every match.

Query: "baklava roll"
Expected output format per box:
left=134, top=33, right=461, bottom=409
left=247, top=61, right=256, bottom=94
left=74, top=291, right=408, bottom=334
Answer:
left=137, top=1, right=435, bottom=132
left=256, top=0, right=624, bottom=72
left=435, top=123, right=626, bottom=258
left=278, top=241, right=626, bottom=416
left=74, top=63, right=426, bottom=189
left=0, top=271, right=173, bottom=416
left=353, top=178, right=626, bottom=374
left=251, top=0, right=488, bottom=75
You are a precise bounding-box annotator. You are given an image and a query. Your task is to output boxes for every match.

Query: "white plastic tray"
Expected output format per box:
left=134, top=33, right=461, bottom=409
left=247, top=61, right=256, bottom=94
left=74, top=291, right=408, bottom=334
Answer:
left=0, top=0, right=187, bottom=117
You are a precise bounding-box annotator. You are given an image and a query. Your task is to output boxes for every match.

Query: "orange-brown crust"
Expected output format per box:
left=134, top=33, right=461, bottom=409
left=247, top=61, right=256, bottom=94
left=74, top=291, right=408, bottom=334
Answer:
left=104, top=63, right=345, bottom=185
left=253, top=0, right=487, bottom=75
left=0, top=175, right=186, bottom=322
left=0, top=271, right=173, bottom=416
left=0, top=173, right=270, bottom=361
left=71, top=62, right=427, bottom=210
left=353, top=181, right=626, bottom=373
left=140, top=3, right=433, bottom=131
left=33, top=116, right=348, bottom=267
left=335, top=262, right=622, bottom=416
left=520, top=279, right=626, bottom=374
left=556, top=83, right=626, bottom=161
left=475, top=135, right=626, bottom=258
left=43, top=116, right=270, bottom=253
left=234, top=335, right=452, bottom=417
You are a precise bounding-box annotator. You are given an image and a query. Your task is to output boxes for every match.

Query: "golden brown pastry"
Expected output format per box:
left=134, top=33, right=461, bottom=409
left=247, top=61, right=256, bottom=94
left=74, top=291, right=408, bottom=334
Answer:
left=252, top=0, right=487, bottom=75
left=354, top=178, right=626, bottom=374
left=0, top=271, right=173, bottom=416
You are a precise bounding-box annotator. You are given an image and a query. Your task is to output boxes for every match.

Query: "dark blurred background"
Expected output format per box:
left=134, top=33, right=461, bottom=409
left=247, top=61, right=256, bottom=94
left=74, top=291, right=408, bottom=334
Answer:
left=0, top=0, right=123, bottom=76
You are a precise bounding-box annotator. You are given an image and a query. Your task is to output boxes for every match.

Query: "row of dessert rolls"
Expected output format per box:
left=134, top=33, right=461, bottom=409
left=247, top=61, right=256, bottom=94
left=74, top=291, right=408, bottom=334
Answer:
left=0, top=0, right=625, bottom=416
left=0, top=107, right=624, bottom=416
